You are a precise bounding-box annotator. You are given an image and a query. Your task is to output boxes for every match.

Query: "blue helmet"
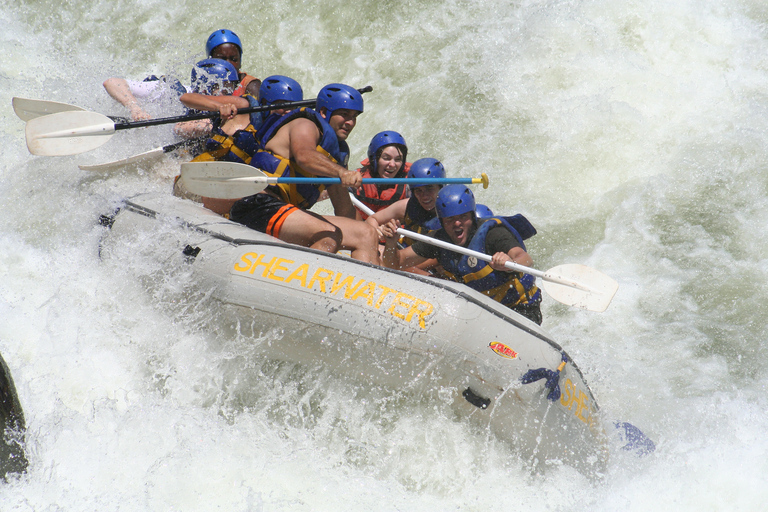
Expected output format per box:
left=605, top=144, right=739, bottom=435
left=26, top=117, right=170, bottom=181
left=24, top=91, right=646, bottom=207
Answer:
left=367, top=131, right=407, bottom=177
left=407, top=158, right=446, bottom=188
left=475, top=204, right=494, bottom=219
left=206, top=29, right=243, bottom=57
left=191, top=59, right=239, bottom=93
left=436, top=184, right=476, bottom=219
left=316, top=83, right=364, bottom=115
left=260, top=75, right=303, bottom=104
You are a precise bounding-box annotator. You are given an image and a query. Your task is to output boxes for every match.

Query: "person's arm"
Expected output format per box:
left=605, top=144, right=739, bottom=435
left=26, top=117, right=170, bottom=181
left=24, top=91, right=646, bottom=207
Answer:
left=326, top=184, right=357, bottom=219
left=174, top=94, right=248, bottom=138
left=179, top=92, right=248, bottom=112
left=380, top=220, right=429, bottom=270
left=287, top=119, right=362, bottom=187
left=103, top=77, right=150, bottom=120
left=245, top=79, right=261, bottom=96
left=485, top=226, right=534, bottom=270
left=173, top=119, right=214, bottom=139
left=366, top=198, right=408, bottom=230
left=489, top=247, right=533, bottom=271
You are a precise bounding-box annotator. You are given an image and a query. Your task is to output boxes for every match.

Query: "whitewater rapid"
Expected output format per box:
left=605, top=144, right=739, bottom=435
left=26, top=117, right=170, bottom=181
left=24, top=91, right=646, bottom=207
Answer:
left=3, top=0, right=768, bottom=509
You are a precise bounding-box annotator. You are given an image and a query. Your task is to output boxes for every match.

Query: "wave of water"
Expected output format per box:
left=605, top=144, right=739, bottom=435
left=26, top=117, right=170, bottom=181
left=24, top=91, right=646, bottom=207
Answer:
left=3, top=0, right=768, bottom=509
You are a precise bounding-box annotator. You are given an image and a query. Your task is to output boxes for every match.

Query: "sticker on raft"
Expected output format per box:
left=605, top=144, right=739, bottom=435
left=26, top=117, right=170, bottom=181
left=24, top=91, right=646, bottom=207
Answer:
left=232, top=251, right=435, bottom=329
left=489, top=341, right=518, bottom=359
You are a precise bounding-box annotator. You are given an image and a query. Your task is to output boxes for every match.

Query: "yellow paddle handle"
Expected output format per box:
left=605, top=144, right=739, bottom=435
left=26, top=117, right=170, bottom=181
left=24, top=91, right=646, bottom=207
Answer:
left=472, top=173, right=490, bottom=189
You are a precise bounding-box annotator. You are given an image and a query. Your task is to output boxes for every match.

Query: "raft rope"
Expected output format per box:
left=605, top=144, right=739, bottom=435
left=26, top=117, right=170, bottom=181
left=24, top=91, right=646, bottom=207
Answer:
left=520, top=353, right=570, bottom=401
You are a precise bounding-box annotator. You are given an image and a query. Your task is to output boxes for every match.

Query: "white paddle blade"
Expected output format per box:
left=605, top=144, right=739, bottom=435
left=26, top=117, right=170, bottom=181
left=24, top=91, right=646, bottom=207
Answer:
left=12, top=97, right=85, bottom=122
left=179, top=162, right=269, bottom=199
left=540, top=264, right=618, bottom=312
left=25, top=111, right=116, bottom=156
left=79, top=146, right=166, bottom=172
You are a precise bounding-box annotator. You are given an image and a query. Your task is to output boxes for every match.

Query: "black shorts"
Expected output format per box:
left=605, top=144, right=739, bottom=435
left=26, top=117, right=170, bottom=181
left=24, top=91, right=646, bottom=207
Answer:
left=511, top=300, right=543, bottom=326
left=229, top=193, right=301, bottom=237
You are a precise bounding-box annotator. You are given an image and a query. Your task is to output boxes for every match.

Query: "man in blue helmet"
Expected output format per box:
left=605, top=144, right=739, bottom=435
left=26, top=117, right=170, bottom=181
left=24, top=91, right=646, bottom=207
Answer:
left=380, top=184, right=543, bottom=324
left=228, top=83, right=381, bottom=264
left=205, top=28, right=260, bottom=96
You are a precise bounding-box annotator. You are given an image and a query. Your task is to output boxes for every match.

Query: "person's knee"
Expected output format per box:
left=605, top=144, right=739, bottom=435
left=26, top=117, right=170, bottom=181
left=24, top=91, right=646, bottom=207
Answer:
left=311, top=224, right=343, bottom=252
left=346, top=222, right=380, bottom=263
left=357, top=221, right=379, bottom=247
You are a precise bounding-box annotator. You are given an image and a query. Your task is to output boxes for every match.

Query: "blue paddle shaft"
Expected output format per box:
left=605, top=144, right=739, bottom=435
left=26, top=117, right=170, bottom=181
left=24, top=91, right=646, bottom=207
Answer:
left=272, top=177, right=480, bottom=185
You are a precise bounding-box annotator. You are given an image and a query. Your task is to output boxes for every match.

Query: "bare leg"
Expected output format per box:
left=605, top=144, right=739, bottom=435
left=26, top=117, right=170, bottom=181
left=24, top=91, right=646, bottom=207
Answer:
left=276, top=209, right=343, bottom=253
left=322, top=215, right=380, bottom=264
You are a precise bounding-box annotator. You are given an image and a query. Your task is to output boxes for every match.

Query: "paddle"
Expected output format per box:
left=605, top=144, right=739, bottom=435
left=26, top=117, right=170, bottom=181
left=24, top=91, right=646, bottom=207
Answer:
left=12, top=97, right=128, bottom=123
left=348, top=194, right=617, bottom=312
left=78, top=139, right=201, bottom=172
left=179, top=161, right=490, bottom=199
left=24, top=86, right=374, bottom=157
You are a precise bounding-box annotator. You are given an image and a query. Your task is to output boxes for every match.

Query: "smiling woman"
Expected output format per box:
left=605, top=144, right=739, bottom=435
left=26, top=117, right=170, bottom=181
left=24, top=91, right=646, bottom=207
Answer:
left=350, top=131, right=411, bottom=219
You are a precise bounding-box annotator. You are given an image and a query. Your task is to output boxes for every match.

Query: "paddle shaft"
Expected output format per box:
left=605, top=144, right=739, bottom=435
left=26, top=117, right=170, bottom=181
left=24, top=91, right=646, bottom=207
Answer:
left=161, top=138, right=200, bottom=153
left=348, top=194, right=595, bottom=292
left=221, top=176, right=487, bottom=186
left=111, top=85, right=373, bottom=131
left=407, top=228, right=604, bottom=291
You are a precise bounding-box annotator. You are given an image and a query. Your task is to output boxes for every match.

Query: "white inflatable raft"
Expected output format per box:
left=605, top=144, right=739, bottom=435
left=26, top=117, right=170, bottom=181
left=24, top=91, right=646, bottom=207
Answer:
left=100, top=193, right=610, bottom=474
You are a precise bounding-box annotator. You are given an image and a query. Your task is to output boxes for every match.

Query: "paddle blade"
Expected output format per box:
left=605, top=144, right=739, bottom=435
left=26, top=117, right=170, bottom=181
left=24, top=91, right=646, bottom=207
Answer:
left=79, top=146, right=166, bottom=172
left=540, top=263, right=618, bottom=312
left=12, top=97, right=85, bottom=122
left=26, top=111, right=117, bottom=156
left=179, top=162, right=269, bottom=199
left=615, top=422, right=655, bottom=456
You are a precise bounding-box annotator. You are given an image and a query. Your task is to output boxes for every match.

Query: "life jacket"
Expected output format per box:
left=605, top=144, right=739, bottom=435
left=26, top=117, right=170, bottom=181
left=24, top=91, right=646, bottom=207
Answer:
left=191, top=94, right=262, bottom=164
left=232, top=74, right=258, bottom=97
left=424, top=213, right=538, bottom=240
left=350, top=160, right=412, bottom=220
left=438, top=217, right=541, bottom=308
left=250, top=107, right=347, bottom=209
left=400, top=196, right=437, bottom=246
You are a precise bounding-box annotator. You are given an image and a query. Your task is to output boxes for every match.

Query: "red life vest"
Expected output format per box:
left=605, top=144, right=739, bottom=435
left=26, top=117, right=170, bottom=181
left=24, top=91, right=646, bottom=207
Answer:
left=350, top=159, right=412, bottom=220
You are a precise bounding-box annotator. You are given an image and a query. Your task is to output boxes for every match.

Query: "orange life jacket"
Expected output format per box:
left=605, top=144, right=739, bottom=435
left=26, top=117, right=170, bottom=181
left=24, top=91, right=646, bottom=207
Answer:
left=350, top=159, right=412, bottom=220
left=232, top=74, right=258, bottom=97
